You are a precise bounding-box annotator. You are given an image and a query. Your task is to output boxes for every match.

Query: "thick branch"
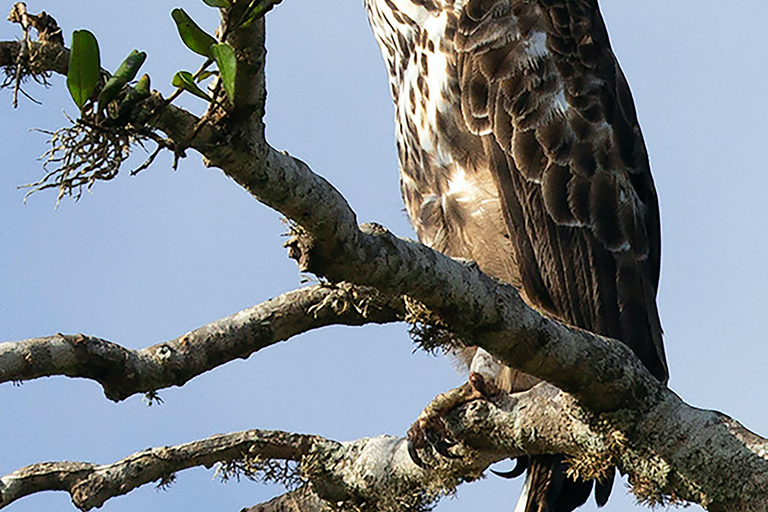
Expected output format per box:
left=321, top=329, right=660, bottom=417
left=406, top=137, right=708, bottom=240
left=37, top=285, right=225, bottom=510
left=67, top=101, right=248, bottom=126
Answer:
left=0, top=284, right=401, bottom=401
left=253, top=385, right=768, bottom=512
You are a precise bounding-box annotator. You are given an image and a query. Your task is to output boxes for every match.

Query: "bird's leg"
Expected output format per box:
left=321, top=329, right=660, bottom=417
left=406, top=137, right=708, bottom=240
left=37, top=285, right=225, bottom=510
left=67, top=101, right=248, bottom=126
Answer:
left=407, top=371, right=498, bottom=467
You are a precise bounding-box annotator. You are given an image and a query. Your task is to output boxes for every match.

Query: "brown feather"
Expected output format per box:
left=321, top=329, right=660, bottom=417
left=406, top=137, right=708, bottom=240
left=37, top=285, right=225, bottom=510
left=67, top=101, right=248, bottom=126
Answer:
left=542, top=163, right=575, bottom=224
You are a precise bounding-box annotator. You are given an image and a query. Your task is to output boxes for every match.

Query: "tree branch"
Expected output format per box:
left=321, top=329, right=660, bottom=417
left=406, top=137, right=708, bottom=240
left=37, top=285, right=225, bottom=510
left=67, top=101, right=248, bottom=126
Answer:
left=0, top=283, right=401, bottom=401
left=2, top=377, right=765, bottom=511
left=0, top=385, right=617, bottom=512
left=0, top=429, right=326, bottom=511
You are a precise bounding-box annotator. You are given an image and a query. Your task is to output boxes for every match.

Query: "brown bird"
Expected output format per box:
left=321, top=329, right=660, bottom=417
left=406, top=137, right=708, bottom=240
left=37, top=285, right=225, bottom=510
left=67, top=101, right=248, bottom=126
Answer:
left=364, top=0, right=669, bottom=510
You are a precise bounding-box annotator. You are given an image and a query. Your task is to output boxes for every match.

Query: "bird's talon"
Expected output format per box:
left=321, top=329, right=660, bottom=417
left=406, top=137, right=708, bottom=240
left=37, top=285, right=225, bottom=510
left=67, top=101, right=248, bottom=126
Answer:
left=424, top=424, right=451, bottom=445
left=406, top=409, right=464, bottom=464
left=407, top=437, right=427, bottom=468
left=491, top=457, right=528, bottom=479
left=407, top=420, right=430, bottom=467
left=433, top=440, right=461, bottom=459
left=468, top=371, right=489, bottom=396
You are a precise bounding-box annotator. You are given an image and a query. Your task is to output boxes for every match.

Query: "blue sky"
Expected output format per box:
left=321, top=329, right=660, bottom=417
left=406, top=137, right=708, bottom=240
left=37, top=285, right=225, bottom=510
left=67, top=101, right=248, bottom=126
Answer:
left=1, top=1, right=767, bottom=511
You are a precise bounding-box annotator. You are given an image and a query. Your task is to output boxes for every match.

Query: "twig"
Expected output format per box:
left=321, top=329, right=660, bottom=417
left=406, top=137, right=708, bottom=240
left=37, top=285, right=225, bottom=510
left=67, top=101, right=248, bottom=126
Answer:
left=130, top=130, right=176, bottom=175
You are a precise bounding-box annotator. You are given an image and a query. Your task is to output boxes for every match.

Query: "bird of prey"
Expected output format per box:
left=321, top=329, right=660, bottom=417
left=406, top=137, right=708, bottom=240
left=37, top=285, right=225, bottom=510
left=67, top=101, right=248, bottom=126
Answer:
left=364, top=0, right=669, bottom=510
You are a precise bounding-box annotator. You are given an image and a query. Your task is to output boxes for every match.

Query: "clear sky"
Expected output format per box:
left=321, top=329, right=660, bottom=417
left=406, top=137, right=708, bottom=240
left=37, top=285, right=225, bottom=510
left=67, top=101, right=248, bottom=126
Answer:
left=1, top=1, right=767, bottom=511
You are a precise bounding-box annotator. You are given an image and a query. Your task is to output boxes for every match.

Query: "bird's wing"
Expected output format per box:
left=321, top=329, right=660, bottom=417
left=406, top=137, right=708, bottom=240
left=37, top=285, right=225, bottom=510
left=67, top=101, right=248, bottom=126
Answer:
left=453, top=0, right=667, bottom=382
left=451, top=3, right=668, bottom=509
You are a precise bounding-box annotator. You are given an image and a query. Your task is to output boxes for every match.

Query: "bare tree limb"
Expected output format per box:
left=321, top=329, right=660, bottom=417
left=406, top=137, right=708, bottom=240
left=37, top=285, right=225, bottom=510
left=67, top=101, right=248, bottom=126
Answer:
left=0, top=283, right=401, bottom=401
left=0, top=429, right=326, bottom=511
left=0, top=385, right=611, bottom=512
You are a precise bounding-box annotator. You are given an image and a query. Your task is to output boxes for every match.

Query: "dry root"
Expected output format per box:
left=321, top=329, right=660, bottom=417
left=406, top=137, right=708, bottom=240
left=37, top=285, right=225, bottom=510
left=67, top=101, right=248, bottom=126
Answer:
left=0, top=45, right=52, bottom=93
left=4, top=3, right=62, bottom=106
left=22, top=114, right=163, bottom=204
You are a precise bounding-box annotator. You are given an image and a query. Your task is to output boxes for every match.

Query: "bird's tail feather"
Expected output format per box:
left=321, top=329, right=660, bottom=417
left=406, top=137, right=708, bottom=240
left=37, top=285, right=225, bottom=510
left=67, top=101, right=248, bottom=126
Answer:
left=513, top=467, right=531, bottom=512
left=594, top=467, right=615, bottom=507
left=514, top=456, right=596, bottom=512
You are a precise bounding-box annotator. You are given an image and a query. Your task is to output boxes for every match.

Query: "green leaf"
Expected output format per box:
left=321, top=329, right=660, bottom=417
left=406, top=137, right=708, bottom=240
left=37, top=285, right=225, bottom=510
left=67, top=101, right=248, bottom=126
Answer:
left=133, top=74, right=151, bottom=98
left=242, top=0, right=283, bottom=27
left=211, top=43, right=236, bottom=104
left=116, top=74, right=151, bottom=120
left=67, top=30, right=100, bottom=110
left=98, top=76, right=127, bottom=113
left=113, top=49, right=147, bottom=82
left=196, top=70, right=216, bottom=82
left=172, top=71, right=212, bottom=101
left=171, top=8, right=217, bottom=58
left=98, top=50, right=147, bottom=113
left=202, top=0, right=230, bottom=7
